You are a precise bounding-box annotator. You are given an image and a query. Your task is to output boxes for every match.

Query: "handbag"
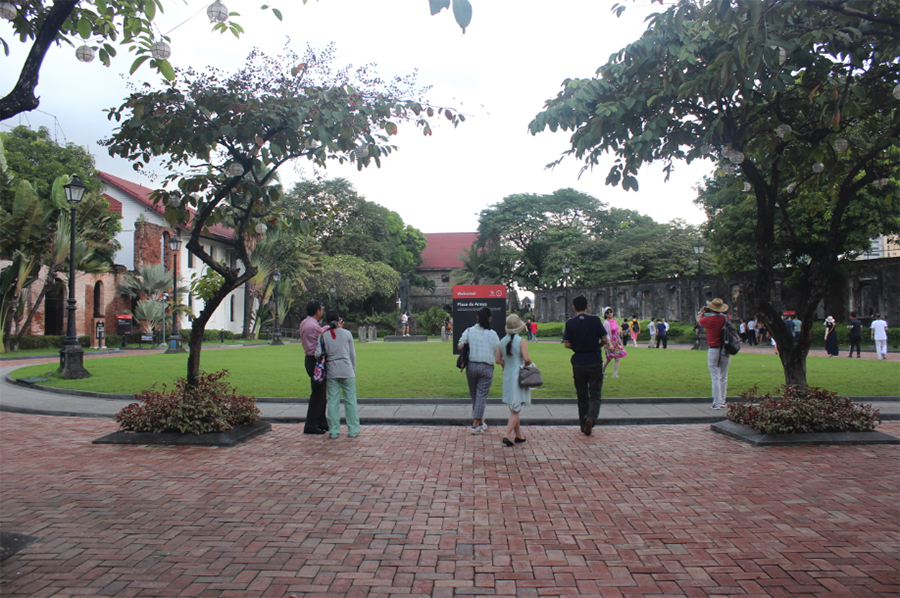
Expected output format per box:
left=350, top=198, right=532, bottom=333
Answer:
left=456, top=343, right=470, bottom=371
left=313, top=336, right=327, bottom=383
left=518, top=362, right=543, bottom=388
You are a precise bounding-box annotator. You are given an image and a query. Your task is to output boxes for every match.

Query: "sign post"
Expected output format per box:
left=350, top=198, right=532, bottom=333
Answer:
left=452, top=285, right=507, bottom=355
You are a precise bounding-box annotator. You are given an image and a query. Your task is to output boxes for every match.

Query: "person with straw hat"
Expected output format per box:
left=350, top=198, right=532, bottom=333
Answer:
left=495, top=314, right=532, bottom=447
left=697, top=298, right=732, bottom=410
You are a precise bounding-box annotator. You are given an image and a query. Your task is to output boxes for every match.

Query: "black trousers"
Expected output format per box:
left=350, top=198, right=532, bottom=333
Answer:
left=656, top=335, right=668, bottom=348
left=304, top=354, right=328, bottom=432
left=849, top=336, right=861, bottom=357
left=572, top=360, right=604, bottom=424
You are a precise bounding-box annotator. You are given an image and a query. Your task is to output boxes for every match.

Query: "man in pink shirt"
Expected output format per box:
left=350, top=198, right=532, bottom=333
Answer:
left=299, top=300, right=331, bottom=434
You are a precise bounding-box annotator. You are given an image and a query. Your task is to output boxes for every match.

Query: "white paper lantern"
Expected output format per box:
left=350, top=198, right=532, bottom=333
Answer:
left=255, top=222, right=267, bottom=235
left=168, top=195, right=180, bottom=208
left=743, top=182, right=752, bottom=192
left=0, top=2, right=17, bottom=20
left=355, top=144, right=369, bottom=159
left=894, top=84, right=900, bottom=101
left=874, top=178, right=890, bottom=188
left=723, top=164, right=735, bottom=175
left=833, top=138, right=849, bottom=152
left=75, top=45, right=95, bottom=63
left=151, top=40, right=171, bottom=60
left=700, top=143, right=712, bottom=155
left=227, top=162, right=244, bottom=177
left=207, top=1, right=228, bottom=23
left=729, top=151, right=745, bottom=165
left=776, top=124, right=791, bottom=138
left=787, top=183, right=797, bottom=193
left=812, top=162, right=825, bottom=174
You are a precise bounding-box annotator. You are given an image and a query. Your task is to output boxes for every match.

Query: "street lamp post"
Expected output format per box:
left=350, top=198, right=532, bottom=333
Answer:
left=165, top=235, right=186, bottom=353
left=692, top=239, right=707, bottom=351
left=59, top=175, right=90, bottom=379
left=271, top=271, right=283, bottom=345
left=562, top=263, right=571, bottom=322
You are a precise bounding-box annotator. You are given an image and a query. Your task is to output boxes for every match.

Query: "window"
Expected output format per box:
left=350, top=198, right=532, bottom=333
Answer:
left=187, top=250, right=193, bottom=268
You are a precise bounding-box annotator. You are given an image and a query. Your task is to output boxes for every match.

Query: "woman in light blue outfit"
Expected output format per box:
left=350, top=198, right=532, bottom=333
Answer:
left=315, top=310, right=359, bottom=438
left=495, top=314, right=532, bottom=447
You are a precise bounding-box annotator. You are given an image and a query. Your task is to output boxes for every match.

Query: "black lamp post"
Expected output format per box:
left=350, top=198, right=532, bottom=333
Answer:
left=271, top=271, right=283, bottom=345
left=562, top=263, right=571, bottom=322
left=59, top=175, right=90, bottom=379
left=165, top=235, right=186, bottom=353
left=692, top=239, right=707, bottom=351
left=692, top=239, right=706, bottom=309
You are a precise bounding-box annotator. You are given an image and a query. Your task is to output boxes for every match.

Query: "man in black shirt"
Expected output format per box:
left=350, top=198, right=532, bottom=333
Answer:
left=847, top=311, right=862, bottom=358
left=563, top=296, right=609, bottom=436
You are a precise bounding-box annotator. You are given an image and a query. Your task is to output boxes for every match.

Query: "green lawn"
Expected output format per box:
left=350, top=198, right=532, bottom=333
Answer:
left=11, top=341, right=899, bottom=398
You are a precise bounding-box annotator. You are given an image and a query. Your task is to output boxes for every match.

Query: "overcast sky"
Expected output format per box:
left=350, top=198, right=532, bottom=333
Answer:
left=1, top=0, right=716, bottom=234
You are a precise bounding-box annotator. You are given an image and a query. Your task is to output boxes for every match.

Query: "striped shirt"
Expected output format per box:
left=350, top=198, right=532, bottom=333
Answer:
left=458, top=325, right=500, bottom=364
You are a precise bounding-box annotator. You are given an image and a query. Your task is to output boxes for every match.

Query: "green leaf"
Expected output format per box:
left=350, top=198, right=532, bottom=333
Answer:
left=452, top=0, right=472, bottom=33
left=158, top=59, right=175, bottom=81
left=144, top=0, right=156, bottom=21
left=129, top=55, right=150, bottom=75
left=429, top=0, right=450, bottom=16
left=77, top=18, right=92, bottom=39
left=272, top=8, right=282, bottom=20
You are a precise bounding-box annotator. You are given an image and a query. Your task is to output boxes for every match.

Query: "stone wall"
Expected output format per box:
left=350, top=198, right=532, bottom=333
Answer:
left=532, top=257, right=900, bottom=326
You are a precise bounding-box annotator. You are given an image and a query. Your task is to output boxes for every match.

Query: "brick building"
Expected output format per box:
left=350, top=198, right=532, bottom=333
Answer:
left=412, top=232, right=478, bottom=311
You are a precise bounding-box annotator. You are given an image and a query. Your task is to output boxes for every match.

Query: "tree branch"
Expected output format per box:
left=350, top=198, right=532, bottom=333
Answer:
left=0, top=0, right=78, bottom=121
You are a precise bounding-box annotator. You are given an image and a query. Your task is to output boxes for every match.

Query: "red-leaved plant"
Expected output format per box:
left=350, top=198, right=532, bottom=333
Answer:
left=727, top=385, right=880, bottom=434
left=116, top=370, right=260, bottom=435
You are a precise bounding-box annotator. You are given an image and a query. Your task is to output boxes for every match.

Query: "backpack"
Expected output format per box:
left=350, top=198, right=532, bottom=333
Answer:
left=720, top=315, right=741, bottom=356
left=631, top=321, right=639, bottom=332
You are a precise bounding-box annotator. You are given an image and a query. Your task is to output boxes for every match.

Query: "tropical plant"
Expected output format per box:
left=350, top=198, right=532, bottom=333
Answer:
left=117, top=263, right=173, bottom=302
left=132, top=298, right=165, bottom=334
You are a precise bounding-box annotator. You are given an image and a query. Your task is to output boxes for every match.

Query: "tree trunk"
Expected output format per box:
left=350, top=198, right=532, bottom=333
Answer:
left=242, top=283, right=253, bottom=338
left=186, top=281, right=235, bottom=389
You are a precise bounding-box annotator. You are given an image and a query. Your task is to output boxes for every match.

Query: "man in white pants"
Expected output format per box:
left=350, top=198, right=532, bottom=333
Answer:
left=870, top=314, right=889, bottom=360
left=697, top=299, right=732, bottom=410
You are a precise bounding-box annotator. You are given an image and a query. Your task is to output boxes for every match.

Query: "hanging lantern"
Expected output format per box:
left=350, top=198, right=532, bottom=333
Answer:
left=721, top=144, right=733, bottom=159
left=227, top=162, right=244, bottom=177
left=743, top=182, right=752, bottom=192
left=355, top=144, right=369, bottom=159
left=255, top=222, right=267, bottom=235
left=778, top=47, right=787, bottom=65
left=776, top=124, right=791, bottom=138
left=700, top=143, right=712, bottom=155
left=729, top=151, right=745, bottom=165
left=151, top=40, right=171, bottom=60
left=168, top=195, right=180, bottom=208
left=207, top=1, right=228, bottom=22
left=786, top=183, right=797, bottom=193
left=833, top=138, right=849, bottom=152
left=723, top=164, right=735, bottom=175
left=894, top=84, right=900, bottom=101
left=0, top=2, right=17, bottom=20
left=75, top=45, right=95, bottom=63
left=874, top=178, right=890, bottom=188
left=812, top=162, right=825, bottom=174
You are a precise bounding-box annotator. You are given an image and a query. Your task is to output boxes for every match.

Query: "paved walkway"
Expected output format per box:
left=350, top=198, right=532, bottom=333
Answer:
left=1, top=414, right=898, bottom=597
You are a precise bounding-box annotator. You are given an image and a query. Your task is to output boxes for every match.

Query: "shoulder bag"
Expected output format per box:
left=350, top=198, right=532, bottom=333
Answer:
left=518, top=362, right=543, bottom=388
left=313, top=335, right=327, bottom=383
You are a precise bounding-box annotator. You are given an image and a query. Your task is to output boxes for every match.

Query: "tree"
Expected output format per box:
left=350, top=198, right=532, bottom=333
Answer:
left=102, top=45, right=461, bottom=388
left=529, top=0, right=899, bottom=388
left=300, top=254, right=400, bottom=314
left=1, top=0, right=472, bottom=121
left=451, top=242, right=501, bottom=285
left=283, top=178, right=426, bottom=274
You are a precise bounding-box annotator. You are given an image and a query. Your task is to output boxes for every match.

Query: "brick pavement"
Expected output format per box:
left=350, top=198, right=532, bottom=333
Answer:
left=1, top=414, right=898, bottom=598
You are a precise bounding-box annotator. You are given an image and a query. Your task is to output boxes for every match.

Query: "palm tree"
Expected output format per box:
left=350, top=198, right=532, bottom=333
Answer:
left=451, top=242, right=501, bottom=285
left=118, top=263, right=174, bottom=302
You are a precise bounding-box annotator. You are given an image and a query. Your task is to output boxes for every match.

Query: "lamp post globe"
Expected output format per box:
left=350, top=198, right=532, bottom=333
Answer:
left=271, top=271, right=283, bottom=345
left=165, top=235, right=186, bottom=353
left=59, top=175, right=90, bottom=379
left=562, top=263, right=571, bottom=322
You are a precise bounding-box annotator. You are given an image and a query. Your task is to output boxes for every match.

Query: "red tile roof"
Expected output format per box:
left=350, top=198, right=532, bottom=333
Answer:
left=99, top=171, right=233, bottom=242
left=420, top=233, right=479, bottom=270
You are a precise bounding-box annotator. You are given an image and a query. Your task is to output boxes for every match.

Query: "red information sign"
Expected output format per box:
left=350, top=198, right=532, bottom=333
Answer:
left=452, top=285, right=507, bottom=299
left=451, top=285, right=507, bottom=354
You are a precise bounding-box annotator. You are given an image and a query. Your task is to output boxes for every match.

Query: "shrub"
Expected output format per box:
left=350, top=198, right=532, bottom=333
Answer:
left=536, top=322, right=564, bottom=338
left=417, top=306, right=450, bottom=335
left=727, top=384, right=880, bottom=434
left=116, top=370, right=260, bottom=435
